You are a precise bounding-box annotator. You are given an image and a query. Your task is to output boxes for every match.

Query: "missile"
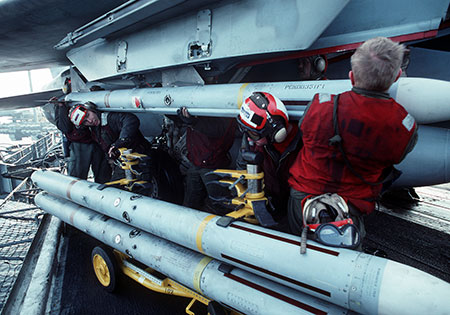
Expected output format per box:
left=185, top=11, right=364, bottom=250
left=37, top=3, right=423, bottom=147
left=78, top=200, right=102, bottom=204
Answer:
left=35, top=192, right=349, bottom=315
left=395, top=125, right=450, bottom=187
left=65, top=77, right=450, bottom=124
left=32, top=170, right=450, bottom=315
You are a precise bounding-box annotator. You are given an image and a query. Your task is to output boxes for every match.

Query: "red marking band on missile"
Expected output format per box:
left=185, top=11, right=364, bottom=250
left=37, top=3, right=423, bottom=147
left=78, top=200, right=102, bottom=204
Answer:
left=230, top=224, right=340, bottom=256
left=224, top=273, right=327, bottom=315
left=66, top=179, right=81, bottom=200
left=104, top=92, right=111, bottom=108
left=133, top=96, right=141, bottom=108
left=221, top=253, right=331, bottom=297
left=69, top=209, right=77, bottom=226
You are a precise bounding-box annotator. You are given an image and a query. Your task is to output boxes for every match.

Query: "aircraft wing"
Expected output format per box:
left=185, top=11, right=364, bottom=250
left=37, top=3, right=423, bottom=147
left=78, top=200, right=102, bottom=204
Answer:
left=0, top=89, right=61, bottom=110
left=0, top=0, right=125, bottom=73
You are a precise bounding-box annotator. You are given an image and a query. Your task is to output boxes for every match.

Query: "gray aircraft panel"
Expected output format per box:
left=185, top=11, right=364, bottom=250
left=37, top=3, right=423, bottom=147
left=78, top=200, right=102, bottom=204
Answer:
left=66, top=0, right=349, bottom=81
left=311, top=0, right=450, bottom=49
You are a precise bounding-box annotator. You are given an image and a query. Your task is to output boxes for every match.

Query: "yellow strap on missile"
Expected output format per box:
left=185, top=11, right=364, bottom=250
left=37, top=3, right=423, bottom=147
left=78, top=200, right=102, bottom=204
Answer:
left=193, top=256, right=212, bottom=294
left=237, top=83, right=250, bottom=108
left=196, top=214, right=216, bottom=253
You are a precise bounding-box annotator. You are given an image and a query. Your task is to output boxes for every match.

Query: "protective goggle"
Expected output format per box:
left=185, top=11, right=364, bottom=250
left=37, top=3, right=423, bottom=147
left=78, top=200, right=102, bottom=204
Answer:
left=236, top=114, right=279, bottom=142
left=311, top=223, right=361, bottom=249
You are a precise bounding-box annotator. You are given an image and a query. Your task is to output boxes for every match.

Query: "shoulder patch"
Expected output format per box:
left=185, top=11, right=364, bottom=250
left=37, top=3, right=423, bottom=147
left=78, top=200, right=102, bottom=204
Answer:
left=402, top=114, right=415, bottom=132
left=101, top=112, right=109, bottom=126
left=318, top=93, right=331, bottom=103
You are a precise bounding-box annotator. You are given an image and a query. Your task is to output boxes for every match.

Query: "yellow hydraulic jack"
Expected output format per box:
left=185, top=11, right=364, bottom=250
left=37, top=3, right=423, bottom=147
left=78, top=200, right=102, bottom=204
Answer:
left=98, top=148, right=155, bottom=195
left=209, top=151, right=277, bottom=228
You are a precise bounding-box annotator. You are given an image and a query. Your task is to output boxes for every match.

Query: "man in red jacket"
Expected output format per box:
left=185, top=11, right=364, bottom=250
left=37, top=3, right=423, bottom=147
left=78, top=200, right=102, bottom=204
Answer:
left=178, top=107, right=236, bottom=210
left=54, top=99, right=110, bottom=183
left=288, top=37, right=418, bottom=238
left=237, top=92, right=301, bottom=221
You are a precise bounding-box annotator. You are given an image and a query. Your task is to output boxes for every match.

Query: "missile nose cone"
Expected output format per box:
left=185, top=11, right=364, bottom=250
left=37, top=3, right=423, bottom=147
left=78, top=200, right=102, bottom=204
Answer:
left=393, top=78, right=450, bottom=124
left=378, top=260, right=450, bottom=315
left=395, top=125, right=450, bottom=187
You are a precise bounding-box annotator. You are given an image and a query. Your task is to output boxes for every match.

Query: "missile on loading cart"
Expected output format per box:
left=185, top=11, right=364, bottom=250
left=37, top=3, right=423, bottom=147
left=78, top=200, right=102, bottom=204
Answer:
left=31, top=170, right=450, bottom=315
left=65, top=77, right=450, bottom=124
left=35, top=192, right=349, bottom=315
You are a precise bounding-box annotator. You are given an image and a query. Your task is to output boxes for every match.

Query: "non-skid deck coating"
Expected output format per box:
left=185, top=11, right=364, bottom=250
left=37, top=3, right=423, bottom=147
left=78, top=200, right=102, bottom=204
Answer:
left=0, top=200, right=43, bottom=312
left=364, top=184, right=450, bottom=282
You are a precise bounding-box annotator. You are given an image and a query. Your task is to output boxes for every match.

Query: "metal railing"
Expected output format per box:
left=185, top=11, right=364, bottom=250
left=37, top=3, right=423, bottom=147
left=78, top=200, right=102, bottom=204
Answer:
left=2, top=132, right=59, bottom=164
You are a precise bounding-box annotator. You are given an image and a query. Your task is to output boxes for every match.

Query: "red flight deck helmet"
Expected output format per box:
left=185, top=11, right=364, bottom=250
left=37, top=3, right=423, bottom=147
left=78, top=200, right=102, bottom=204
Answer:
left=68, top=102, right=97, bottom=126
left=237, top=92, right=289, bottom=143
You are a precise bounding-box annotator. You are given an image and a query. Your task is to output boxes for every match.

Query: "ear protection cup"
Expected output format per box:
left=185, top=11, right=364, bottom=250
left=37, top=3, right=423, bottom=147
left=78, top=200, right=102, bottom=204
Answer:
left=273, top=126, right=287, bottom=143
left=313, top=56, right=327, bottom=73
left=269, top=115, right=287, bottom=143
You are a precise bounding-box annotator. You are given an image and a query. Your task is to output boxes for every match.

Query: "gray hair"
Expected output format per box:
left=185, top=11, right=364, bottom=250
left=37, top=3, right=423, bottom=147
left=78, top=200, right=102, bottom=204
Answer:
left=351, top=37, right=405, bottom=91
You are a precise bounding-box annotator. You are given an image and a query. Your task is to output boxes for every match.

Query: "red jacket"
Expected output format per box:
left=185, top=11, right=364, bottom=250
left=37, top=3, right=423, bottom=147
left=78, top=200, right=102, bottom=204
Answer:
left=186, top=118, right=236, bottom=169
left=288, top=88, right=417, bottom=213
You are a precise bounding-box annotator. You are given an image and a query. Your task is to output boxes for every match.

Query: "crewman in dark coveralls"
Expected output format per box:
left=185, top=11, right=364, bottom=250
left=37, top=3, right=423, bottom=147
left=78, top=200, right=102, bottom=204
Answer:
left=53, top=99, right=110, bottom=183
left=177, top=107, right=236, bottom=211
left=69, top=102, right=183, bottom=203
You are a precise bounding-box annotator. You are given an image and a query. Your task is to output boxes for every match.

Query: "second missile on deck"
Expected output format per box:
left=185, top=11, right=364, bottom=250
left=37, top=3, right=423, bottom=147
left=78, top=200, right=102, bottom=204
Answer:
left=32, top=170, right=450, bottom=315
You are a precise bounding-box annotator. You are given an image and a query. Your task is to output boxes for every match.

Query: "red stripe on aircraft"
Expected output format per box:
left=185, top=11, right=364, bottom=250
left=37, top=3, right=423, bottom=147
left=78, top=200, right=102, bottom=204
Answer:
left=239, top=30, right=439, bottom=68
left=221, top=253, right=331, bottom=297
left=104, top=92, right=111, bottom=108
left=230, top=224, right=340, bottom=256
left=224, top=273, right=327, bottom=315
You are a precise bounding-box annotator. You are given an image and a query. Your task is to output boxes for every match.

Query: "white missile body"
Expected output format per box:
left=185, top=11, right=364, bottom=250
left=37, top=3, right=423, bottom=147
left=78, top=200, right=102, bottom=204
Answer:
left=32, top=171, right=450, bottom=315
left=395, top=125, right=450, bottom=187
left=35, top=192, right=348, bottom=315
left=66, top=77, right=450, bottom=124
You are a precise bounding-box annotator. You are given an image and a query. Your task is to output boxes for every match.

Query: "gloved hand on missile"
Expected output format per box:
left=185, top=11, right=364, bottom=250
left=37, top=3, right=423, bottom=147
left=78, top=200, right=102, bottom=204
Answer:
left=177, top=106, right=197, bottom=125
left=48, top=96, right=66, bottom=107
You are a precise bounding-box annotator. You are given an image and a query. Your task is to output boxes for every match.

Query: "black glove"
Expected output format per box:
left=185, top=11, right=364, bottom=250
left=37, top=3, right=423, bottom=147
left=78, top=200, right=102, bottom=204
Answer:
left=113, top=137, right=131, bottom=148
left=108, top=146, right=121, bottom=159
left=177, top=107, right=196, bottom=125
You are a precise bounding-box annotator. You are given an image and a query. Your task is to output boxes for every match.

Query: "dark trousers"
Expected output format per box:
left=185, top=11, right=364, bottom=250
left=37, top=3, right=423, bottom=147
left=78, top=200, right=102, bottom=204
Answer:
left=183, top=166, right=214, bottom=210
left=67, top=142, right=111, bottom=184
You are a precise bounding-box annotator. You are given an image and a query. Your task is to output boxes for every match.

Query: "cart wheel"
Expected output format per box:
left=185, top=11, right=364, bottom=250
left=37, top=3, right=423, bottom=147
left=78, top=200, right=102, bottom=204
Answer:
left=91, top=246, right=118, bottom=292
left=207, top=301, right=227, bottom=315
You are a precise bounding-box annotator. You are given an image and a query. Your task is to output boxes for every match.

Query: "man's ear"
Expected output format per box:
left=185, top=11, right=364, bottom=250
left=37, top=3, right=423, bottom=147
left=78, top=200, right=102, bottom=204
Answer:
left=394, top=69, right=402, bottom=82
left=349, top=71, right=355, bottom=86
